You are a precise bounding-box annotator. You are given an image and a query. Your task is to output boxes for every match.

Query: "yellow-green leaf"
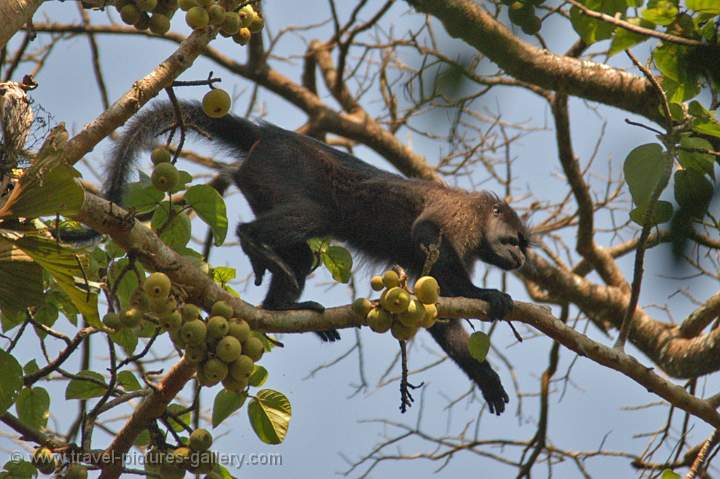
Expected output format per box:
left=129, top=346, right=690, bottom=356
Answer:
left=247, top=389, right=291, bottom=445
left=0, top=160, right=83, bottom=219
left=12, top=234, right=100, bottom=327
left=212, top=389, right=247, bottom=428
left=0, top=350, right=23, bottom=414
left=65, top=370, right=107, bottom=400
left=0, top=238, right=44, bottom=314
left=15, top=386, right=50, bottom=430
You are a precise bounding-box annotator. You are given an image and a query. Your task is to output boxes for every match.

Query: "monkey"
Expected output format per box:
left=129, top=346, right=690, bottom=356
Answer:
left=84, top=100, right=530, bottom=415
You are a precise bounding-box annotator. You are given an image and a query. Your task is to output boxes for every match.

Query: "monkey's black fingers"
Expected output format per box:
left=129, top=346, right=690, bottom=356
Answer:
left=315, top=330, right=341, bottom=342
left=475, top=288, right=513, bottom=321
left=475, top=361, right=510, bottom=415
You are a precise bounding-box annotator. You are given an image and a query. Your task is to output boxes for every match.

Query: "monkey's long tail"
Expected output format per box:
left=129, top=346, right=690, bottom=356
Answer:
left=57, top=100, right=259, bottom=242
left=104, top=100, right=260, bottom=205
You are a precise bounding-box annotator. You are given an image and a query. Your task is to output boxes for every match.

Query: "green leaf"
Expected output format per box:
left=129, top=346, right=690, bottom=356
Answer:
left=641, top=0, right=678, bottom=24
left=248, top=365, right=268, bottom=388
left=123, top=182, right=164, bottom=214
left=652, top=43, right=682, bottom=81
left=117, top=371, right=142, bottom=392
left=108, top=258, right=143, bottom=310
left=10, top=234, right=100, bottom=328
left=608, top=18, right=655, bottom=56
left=0, top=350, right=23, bottom=414
left=307, top=237, right=328, bottom=252
left=321, top=245, right=352, bottom=283
left=570, top=0, right=627, bottom=44
left=653, top=45, right=699, bottom=102
left=652, top=44, right=680, bottom=80
left=667, top=102, right=685, bottom=122
left=1, top=309, right=25, bottom=333
left=166, top=403, right=191, bottom=431
left=629, top=200, right=674, bottom=225
left=678, top=136, right=715, bottom=177
left=692, top=118, right=720, bottom=138
left=211, top=266, right=236, bottom=284
left=23, top=360, right=39, bottom=376
left=105, top=241, right=127, bottom=259
left=688, top=100, right=711, bottom=119
left=623, top=143, right=672, bottom=207
left=1, top=460, right=37, bottom=479
left=663, top=77, right=700, bottom=103
left=686, top=0, right=720, bottom=13
left=15, top=387, right=49, bottom=430
left=65, top=370, right=107, bottom=400
left=468, top=331, right=491, bottom=362
left=247, top=389, right=291, bottom=445
left=184, top=185, right=228, bottom=246
left=0, top=161, right=83, bottom=219
left=110, top=327, right=138, bottom=355
left=134, top=429, right=151, bottom=447
left=660, top=469, right=681, bottom=479
left=251, top=331, right=276, bottom=352
left=151, top=202, right=192, bottom=250
left=0, top=239, right=44, bottom=315
left=171, top=170, right=194, bottom=193
left=212, top=389, right=247, bottom=428
left=34, top=302, right=59, bottom=332
left=674, top=169, right=713, bottom=217
left=48, top=289, right=79, bottom=327
left=701, top=17, right=719, bottom=40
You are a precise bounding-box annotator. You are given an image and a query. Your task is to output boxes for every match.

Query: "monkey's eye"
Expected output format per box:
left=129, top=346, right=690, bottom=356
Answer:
left=492, top=205, right=501, bottom=216
left=501, top=236, right=519, bottom=247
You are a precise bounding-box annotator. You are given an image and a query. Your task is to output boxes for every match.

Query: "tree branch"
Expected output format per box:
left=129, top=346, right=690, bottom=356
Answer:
left=57, top=28, right=215, bottom=168
left=0, top=0, right=42, bottom=49
left=74, top=193, right=720, bottom=436
left=404, top=0, right=662, bottom=123
left=29, top=22, right=442, bottom=182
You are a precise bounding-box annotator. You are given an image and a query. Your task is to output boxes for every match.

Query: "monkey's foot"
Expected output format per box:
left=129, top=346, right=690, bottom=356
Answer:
left=238, top=233, right=298, bottom=291
left=263, top=300, right=325, bottom=313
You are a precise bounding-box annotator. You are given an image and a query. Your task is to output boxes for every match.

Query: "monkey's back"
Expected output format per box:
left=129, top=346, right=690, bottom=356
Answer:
left=233, top=120, right=482, bottom=272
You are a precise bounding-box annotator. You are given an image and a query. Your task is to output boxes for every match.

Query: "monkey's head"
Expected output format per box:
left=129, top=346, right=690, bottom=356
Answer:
left=476, top=196, right=530, bottom=271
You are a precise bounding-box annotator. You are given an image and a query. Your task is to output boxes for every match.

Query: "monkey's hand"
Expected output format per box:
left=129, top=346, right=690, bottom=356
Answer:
left=475, top=361, right=510, bottom=415
left=474, top=288, right=513, bottom=321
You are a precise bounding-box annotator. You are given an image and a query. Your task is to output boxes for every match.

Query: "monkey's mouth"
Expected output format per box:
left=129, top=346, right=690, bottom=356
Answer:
left=492, top=248, right=526, bottom=271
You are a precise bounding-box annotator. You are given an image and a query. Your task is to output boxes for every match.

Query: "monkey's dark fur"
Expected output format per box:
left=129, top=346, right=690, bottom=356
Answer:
left=100, top=100, right=530, bottom=415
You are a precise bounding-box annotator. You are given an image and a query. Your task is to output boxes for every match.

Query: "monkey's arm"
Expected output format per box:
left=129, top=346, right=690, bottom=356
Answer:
left=412, top=220, right=514, bottom=318
left=412, top=220, right=510, bottom=414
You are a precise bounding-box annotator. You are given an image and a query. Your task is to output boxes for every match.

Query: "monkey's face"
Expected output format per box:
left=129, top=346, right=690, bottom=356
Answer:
left=478, top=202, right=529, bottom=271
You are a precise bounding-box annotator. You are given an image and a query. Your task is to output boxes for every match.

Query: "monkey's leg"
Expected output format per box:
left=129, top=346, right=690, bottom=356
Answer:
left=261, top=243, right=340, bottom=342
left=237, top=205, right=338, bottom=341
left=237, top=219, right=301, bottom=292
left=237, top=203, right=331, bottom=290
left=238, top=230, right=295, bottom=289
